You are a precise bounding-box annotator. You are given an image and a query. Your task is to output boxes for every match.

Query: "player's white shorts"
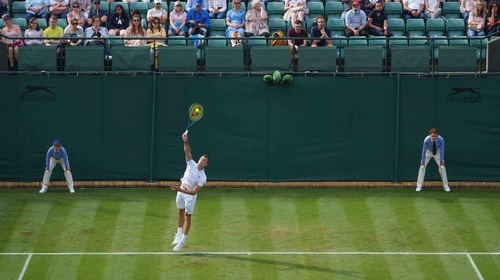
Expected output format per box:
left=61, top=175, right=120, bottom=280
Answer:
left=176, top=192, right=197, bottom=214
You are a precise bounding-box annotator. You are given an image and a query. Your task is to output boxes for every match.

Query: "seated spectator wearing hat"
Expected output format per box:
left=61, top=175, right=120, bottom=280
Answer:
left=87, top=0, right=108, bottom=28
left=402, top=0, right=426, bottom=21
left=147, top=0, right=169, bottom=27
left=187, top=0, right=209, bottom=12
left=25, top=0, right=49, bottom=23
left=345, top=1, right=368, bottom=37
left=368, top=1, right=393, bottom=37
left=186, top=3, right=210, bottom=36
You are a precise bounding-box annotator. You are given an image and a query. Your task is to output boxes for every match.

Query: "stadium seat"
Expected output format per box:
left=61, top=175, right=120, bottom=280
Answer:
left=167, top=35, right=187, bottom=46
left=368, top=36, right=388, bottom=60
left=11, top=18, right=27, bottom=33
left=207, top=35, right=227, bottom=47
left=448, top=36, right=469, bottom=47
left=406, top=18, right=425, bottom=37
left=109, top=37, right=124, bottom=46
left=331, top=35, right=348, bottom=60
left=65, top=47, right=105, bottom=71
left=268, top=18, right=287, bottom=35
left=267, top=2, right=285, bottom=20
left=388, top=19, right=406, bottom=37
left=305, top=18, right=316, bottom=32
left=446, top=19, right=465, bottom=37
left=384, top=2, right=403, bottom=19
left=408, top=36, right=428, bottom=46
left=99, top=1, right=110, bottom=14
left=131, top=2, right=149, bottom=20
left=209, top=19, right=227, bottom=37
left=112, top=46, right=151, bottom=71
left=327, top=18, right=346, bottom=36
left=430, top=36, right=449, bottom=60
left=250, top=46, right=290, bottom=72
left=348, top=37, right=368, bottom=47
left=37, top=18, right=48, bottom=30
left=18, top=46, right=57, bottom=71
left=158, top=46, right=198, bottom=72
left=469, top=38, right=488, bottom=61
left=247, top=36, right=268, bottom=46
left=443, top=2, right=461, bottom=20
left=205, top=47, right=244, bottom=72
left=57, top=18, right=67, bottom=30
left=297, top=46, right=337, bottom=72
left=12, top=2, right=26, bottom=18
left=0, top=21, right=5, bottom=29
left=325, top=2, right=343, bottom=21
left=426, top=19, right=445, bottom=37
left=388, top=36, right=408, bottom=47
left=307, top=2, right=325, bottom=19
left=111, top=2, right=129, bottom=16
left=325, top=0, right=341, bottom=2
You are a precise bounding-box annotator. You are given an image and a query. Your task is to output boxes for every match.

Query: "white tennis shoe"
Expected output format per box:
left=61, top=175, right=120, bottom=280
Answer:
left=39, top=187, right=47, bottom=194
left=69, top=187, right=75, bottom=194
left=172, top=234, right=182, bottom=245
left=415, top=187, right=422, bottom=192
left=444, top=186, right=451, bottom=192
left=173, top=242, right=184, bottom=252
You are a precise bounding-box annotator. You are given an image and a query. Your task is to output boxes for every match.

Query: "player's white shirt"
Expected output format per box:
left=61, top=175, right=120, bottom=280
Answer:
left=180, top=159, right=207, bottom=191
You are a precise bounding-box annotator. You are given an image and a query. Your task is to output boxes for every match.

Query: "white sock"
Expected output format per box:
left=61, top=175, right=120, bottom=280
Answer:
left=177, top=227, right=183, bottom=235
left=180, top=234, right=187, bottom=243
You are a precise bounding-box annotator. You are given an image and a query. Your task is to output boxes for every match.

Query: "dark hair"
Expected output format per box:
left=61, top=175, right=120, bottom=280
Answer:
left=50, top=15, right=58, bottom=21
left=148, top=16, right=161, bottom=31
left=29, top=18, right=40, bottom=31
left=92, top=15, right=100, bottom=23
left=429, top=128, right=439, bottom=135
left=202, top=154, right=210, bottom=163
left=294, top=20, right=302, bottom=25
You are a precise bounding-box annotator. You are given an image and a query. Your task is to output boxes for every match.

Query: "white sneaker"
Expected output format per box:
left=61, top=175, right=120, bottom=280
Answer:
left=173, top=241, right=184, bottom=252
left=172, top=234, right=182, bottom=245
left=69, top=188, right=75, bottom=194
left=415, top=187, right=422, bottom=192
left=39, top=188, right=47, bottom=194
left=444, top=186, right=451, bottom=192
left=105, top=55, right=113, bottom=61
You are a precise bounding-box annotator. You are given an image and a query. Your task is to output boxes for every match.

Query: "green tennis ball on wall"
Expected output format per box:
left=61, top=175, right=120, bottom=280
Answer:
left=263, top=75, right=273, bottom=83
left=283, top=74, right=293, bottom=84
left=272, top=70, right=282, bottom=83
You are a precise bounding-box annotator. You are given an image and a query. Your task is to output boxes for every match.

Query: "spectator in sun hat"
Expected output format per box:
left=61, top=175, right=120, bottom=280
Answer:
left=147, top=0, right=168, bottom=27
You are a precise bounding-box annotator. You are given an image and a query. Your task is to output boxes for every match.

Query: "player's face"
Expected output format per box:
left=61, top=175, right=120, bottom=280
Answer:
left=430, top=133, right=438, bottom=141
left=198, top=156, right=209, bottom=167
left=53, top=145, right=61, bottom=152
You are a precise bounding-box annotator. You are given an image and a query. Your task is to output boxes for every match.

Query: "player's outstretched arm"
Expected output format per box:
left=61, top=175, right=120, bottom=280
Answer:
left=182, top=133, right=193, bottom=161
left=170, top=185, right=201, bottom=195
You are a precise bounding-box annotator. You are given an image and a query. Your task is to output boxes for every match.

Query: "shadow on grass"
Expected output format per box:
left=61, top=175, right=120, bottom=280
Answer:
left=189, top=253, right=362, bottom=278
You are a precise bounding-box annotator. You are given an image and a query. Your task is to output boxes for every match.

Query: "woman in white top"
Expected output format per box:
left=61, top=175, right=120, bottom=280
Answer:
left=25, top=17, right=44, bottom=46
left=461, top=0, right=477, bottom=22
left=1, top=15, right=22, bottom=70
left=425, top=0, right=442, bottom=19
left=467, top=1, right=486, bottom=36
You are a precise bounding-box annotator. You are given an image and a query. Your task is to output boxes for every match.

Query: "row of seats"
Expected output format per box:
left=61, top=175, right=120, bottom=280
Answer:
left=14, top=43, right=481, bottom=73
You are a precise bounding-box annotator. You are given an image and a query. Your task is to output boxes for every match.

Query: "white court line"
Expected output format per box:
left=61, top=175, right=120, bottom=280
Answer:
left=18, top=253, right=32, bottom=280
left=467, top=253, right=485, bottom=280
left=1, top=252, right=500, bottom=256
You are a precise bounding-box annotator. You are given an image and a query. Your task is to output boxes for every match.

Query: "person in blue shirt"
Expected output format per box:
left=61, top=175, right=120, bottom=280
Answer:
left=40, top=140, right=75, bottom=194
left=416, top=128, right=450, bottom=192
left=187, top=3, right=211, bottom=36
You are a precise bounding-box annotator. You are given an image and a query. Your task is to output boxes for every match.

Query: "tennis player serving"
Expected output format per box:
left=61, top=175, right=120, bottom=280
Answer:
left=170, top=131, right=209, bottom=252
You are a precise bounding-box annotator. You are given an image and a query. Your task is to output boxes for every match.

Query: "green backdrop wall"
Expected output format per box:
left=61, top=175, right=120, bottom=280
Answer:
left=0, top=75, right=498, bottom=182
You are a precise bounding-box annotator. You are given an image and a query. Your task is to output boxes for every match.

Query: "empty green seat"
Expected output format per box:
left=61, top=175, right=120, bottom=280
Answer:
left=406, top=19, right=425, bottom=37
left=446, top=19, right=465, bottom=37
left=426, top=19, right=445, bottom=37
left=268, top=18, right=287, bottom=35
left=266, top=2, right=284, bottom=20
left=327, top=19, right=346, bottom=36
left=307, top=2, right=325, bottom=19
left=325, top=2, right=343, bottom=20
left=388, top=19, right=405, bottom=37
left=210, top=19, right=227, bottom=37
left=18, top=46, right=58, bottom=71
left=131, top=2, right=149, bottom=19
left=384, top=2, right=403, bottom=19
left=443, top=2, right=461, bottom=19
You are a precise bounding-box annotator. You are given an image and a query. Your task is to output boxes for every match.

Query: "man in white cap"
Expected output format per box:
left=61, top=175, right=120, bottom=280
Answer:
left=39, top=140, right=75, bottom=194
left=147, top=0, right=168, bottom=27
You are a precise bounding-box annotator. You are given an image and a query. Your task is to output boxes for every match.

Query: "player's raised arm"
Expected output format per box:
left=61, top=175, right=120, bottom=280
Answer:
left=182, top=133, right=193, bottom=162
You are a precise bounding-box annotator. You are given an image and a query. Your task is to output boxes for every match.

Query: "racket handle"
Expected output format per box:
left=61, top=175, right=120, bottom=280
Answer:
left=184, top=130, right=189, bottom=135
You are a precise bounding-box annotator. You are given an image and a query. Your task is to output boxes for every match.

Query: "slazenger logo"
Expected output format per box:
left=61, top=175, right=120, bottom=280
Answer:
left=19, top=86, right=56, bottom=102
left=446, top=87, right=482, bottom=103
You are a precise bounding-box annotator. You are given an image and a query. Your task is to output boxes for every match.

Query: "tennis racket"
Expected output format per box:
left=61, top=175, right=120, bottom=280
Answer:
left=184, top=103, right=204, bottom=134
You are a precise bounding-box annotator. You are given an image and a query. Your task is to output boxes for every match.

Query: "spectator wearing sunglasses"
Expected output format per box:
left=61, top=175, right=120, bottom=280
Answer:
left=67, top=1, right=86, bottom=28
left=147, top=0, right=168, bottom=27
left=64, top=18, right=84, bottom=46
left=169, top=0, right=188, bottom=36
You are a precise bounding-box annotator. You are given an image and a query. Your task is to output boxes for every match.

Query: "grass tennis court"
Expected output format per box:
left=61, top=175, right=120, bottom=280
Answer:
left=1, top=188, right=499, bottom=279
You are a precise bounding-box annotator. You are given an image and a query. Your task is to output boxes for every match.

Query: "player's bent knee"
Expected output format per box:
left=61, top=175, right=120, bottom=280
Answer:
left=419, top=166, right=426, bottom=171
left=440, top=166, right=446, bottom=171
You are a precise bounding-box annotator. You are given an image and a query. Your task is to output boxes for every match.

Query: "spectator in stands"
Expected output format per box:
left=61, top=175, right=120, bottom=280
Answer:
left=209, top=0, right=227, bottom=19
left=245, top=0, right=269, bottom=37
left=64, top=18, right=84, bottom=46
left=368, top=1, right=392, bottom=36
left=25, top=0, right=49, bottom=23
left=109, top=4, right=129, bottom=36
left=25, top=17, right=45, bottom=46
left=365, top=0, right=378, bottom=15
left=0, top=0, right=8, bottom=18
left=345, top=1, right=368, bottom=37
left=467, top=1, right=486, bottom=37
left=84, top=15, right=111, bottom=60
left=424, top=0, right=441, bottom=19
left=226, top=0, right=246, bottom=46
left=68, top=1, right=86, bottom=28
left=147, top=0, right=168, bottom=27
left=87, top=0, right=107, bottom=27
left=50, top=0, right=69, bottom=19
left=283, top=0, right=308, bottom=24
left=186, top=0, right=208, bottom=12
left=76, top=0, right=91, bottom=19
left=147, top=16, right=166, bottom=66
left=310, top=17, right=333, bottom=47
left=341, top=0, right=364, bottom=20
left=287, top=19, right=307, bottom=66
left=486, top=1, right=500, bottom=35
left=43, top=15, right=64, bottom=46
left=186, top=3, right=210, bottom=36
left=125, top=13, right=147, bottom=46
left=169, top=1, right=188, bottom=36
left=461, top=0, right=476, bottom=22
left=402, top=0, right=426, bottom=21
left=1, top=15, right=23, bottom=70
